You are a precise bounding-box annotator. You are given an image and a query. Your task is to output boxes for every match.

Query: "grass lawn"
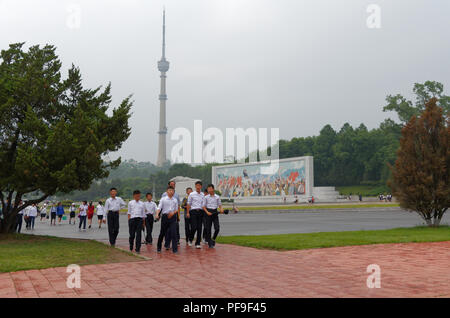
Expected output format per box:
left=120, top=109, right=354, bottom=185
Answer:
left=223, top=202, right=399, bottom=211
left=0, top=234, right=140, bottom=273
left=217, top=226, right=450, bottom=251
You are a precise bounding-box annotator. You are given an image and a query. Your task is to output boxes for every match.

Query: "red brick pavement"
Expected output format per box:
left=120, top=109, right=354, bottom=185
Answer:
left=1, top=240, right=449, bottom=298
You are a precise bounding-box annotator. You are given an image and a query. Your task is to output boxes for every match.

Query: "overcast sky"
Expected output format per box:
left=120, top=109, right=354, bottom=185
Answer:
left=1, top=0, right=449, bottom=163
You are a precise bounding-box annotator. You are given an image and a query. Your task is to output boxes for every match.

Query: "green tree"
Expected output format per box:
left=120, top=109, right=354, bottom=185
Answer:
left=389, top=98, right=449, bottom=227
left=383, top=81, right=450, bottom=125
left=0, top=43, right=132, bottom=233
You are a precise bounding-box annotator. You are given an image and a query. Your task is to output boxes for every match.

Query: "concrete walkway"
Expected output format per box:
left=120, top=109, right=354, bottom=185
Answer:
left=1, top=240, right=449, bottom=298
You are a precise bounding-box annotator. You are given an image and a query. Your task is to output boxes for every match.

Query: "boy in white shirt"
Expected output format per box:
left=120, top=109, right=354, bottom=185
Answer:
left=128, top=190, right=145, bottom=254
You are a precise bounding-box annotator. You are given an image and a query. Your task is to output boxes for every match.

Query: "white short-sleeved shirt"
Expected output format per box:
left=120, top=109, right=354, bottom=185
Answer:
left=144, top=201, right=157, bottom=215
left=104, top=197, right=126, bottom=212
left=96, top=205, right=105, bottom=216
left=79, top=204, right=88, bottom=216
left=203, top=194, right=222, bottom=210
left=187, top=191, right=205, bottom=210
left=28, top=206, right=38, bottom=217
left=158, top=196, right=179, bottom=215
left=127, top=200, right=146, bottom=219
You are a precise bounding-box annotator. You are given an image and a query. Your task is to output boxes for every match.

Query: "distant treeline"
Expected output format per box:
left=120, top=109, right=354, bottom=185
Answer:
left=279, top=119, right=401, bottom=187
left=57, top=120, right=400, bottom=201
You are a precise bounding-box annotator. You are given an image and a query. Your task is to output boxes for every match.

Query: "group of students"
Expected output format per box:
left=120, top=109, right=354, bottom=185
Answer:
left=14, top=179, right=226, bottom=255
left=105, top=179, right=225, bottom=255
left=14, top=200, right=108, bottom=233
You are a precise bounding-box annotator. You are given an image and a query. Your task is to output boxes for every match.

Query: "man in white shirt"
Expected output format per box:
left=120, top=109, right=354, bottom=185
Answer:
left=203, top=184, right=224, bottom=248
left=104, top=187, right=127, bottom=247
left=186, top=181, right=205, bottom=248
left=144, top=193, right=157, bottom=245
left=161, top=181, right=181, bottom=247
left=128, top=190, right=146, bottom=254
left=28, top=204, right=38, bottom=230
left=156, top=186, right=179, bottom=253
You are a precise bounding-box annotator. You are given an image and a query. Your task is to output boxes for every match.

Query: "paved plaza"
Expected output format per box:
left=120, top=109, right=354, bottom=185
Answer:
left=1, top=239, right=449, bottom=298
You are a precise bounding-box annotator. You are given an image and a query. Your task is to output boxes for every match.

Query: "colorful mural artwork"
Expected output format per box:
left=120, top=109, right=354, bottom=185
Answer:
left=214, top=159, right=307, bottom=198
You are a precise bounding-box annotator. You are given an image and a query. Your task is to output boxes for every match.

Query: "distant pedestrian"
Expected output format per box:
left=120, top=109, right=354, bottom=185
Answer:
left=104, top=188, right=126, bottom=247
left=56, top=202, right=64, bottom=225
left=40, top=204, right=47, bottom=221
left=78, top=201, right=88, bottom=231
left=15, top=202, right=24, bottom=233
left=96, top=201, right=105, bottom=229
left=69, top=203, right=76, bottom=225
left=87, top=202, right=95, bottom=229
left=50, top=204, right=57, bottom=225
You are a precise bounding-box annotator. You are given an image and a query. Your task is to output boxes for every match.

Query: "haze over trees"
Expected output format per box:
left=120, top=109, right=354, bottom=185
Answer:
left=0, top=43, right=132, bottom=233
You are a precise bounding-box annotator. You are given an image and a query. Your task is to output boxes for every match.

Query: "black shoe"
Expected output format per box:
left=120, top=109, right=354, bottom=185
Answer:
left=130, top=247, right=133, bottom=251
left=157, top=249, right=161, bottom=253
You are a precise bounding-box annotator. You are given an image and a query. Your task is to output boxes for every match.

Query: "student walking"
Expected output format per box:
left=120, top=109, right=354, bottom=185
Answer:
left=156, top=186, right=179, bottom=254
left=127, top=190, right=146, bottom=254
left=181, top=187, right=193, bottom=245
left=50, top=204, right=57, bottom=225
left=144, top=193, right=157, bottom=245
left=104, top=188, right=126, bottom=247
left=202, top=188, right=209, bottom=244
left=203, top=184, right=223, bottom=248
left=30, top=204, right=38, bottom=230
left=96, top=201, right=105, bottom=229
left=78, top=201, right=88, bottom=231
left=69, top=203, right=76, bottom=225
left=23, top=205, right=31, bottom=230
left=87, top=202, right=95, bottom=229
left=186, top=181, right=205, bottom=249
left=15, top=203, right=24, bottom=233
left=40, top=203, right=47, bottom=221
left=56, top=202, right=64, bottom=225
left=161, top=181, right=181, bottom=248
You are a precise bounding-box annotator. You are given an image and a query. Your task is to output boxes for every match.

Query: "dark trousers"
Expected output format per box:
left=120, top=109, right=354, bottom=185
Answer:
left=16, top=214, right=23, bottom=233
left=211, top=213, right=220, bottom=241
left=165, top=219, right=180, bottom=247
left=79, top=215, right=87, bottom=229
left=129, top=217, right=143, bottom=252
left=145, top=214, right=154, bottom=243
left=189, top=209, right=203, bottom=246
left=202, top=216, right=207, bottom=240
left=107, top=211, right=120, bottom=246
left=29, top=216, right=35, bottom=230
left=205, top=209, right=220, bottom=247
left=158, top=214, right=177, bottom=252
left=184, top=216, right=191, bottom=241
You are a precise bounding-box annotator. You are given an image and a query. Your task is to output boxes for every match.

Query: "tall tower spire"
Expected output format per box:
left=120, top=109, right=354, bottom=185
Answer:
left=156, top=8, right=170, bottom=167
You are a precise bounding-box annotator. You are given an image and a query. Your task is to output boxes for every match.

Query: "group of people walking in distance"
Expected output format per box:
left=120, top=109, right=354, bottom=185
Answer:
left=15, top=180, right=227, bottom=255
